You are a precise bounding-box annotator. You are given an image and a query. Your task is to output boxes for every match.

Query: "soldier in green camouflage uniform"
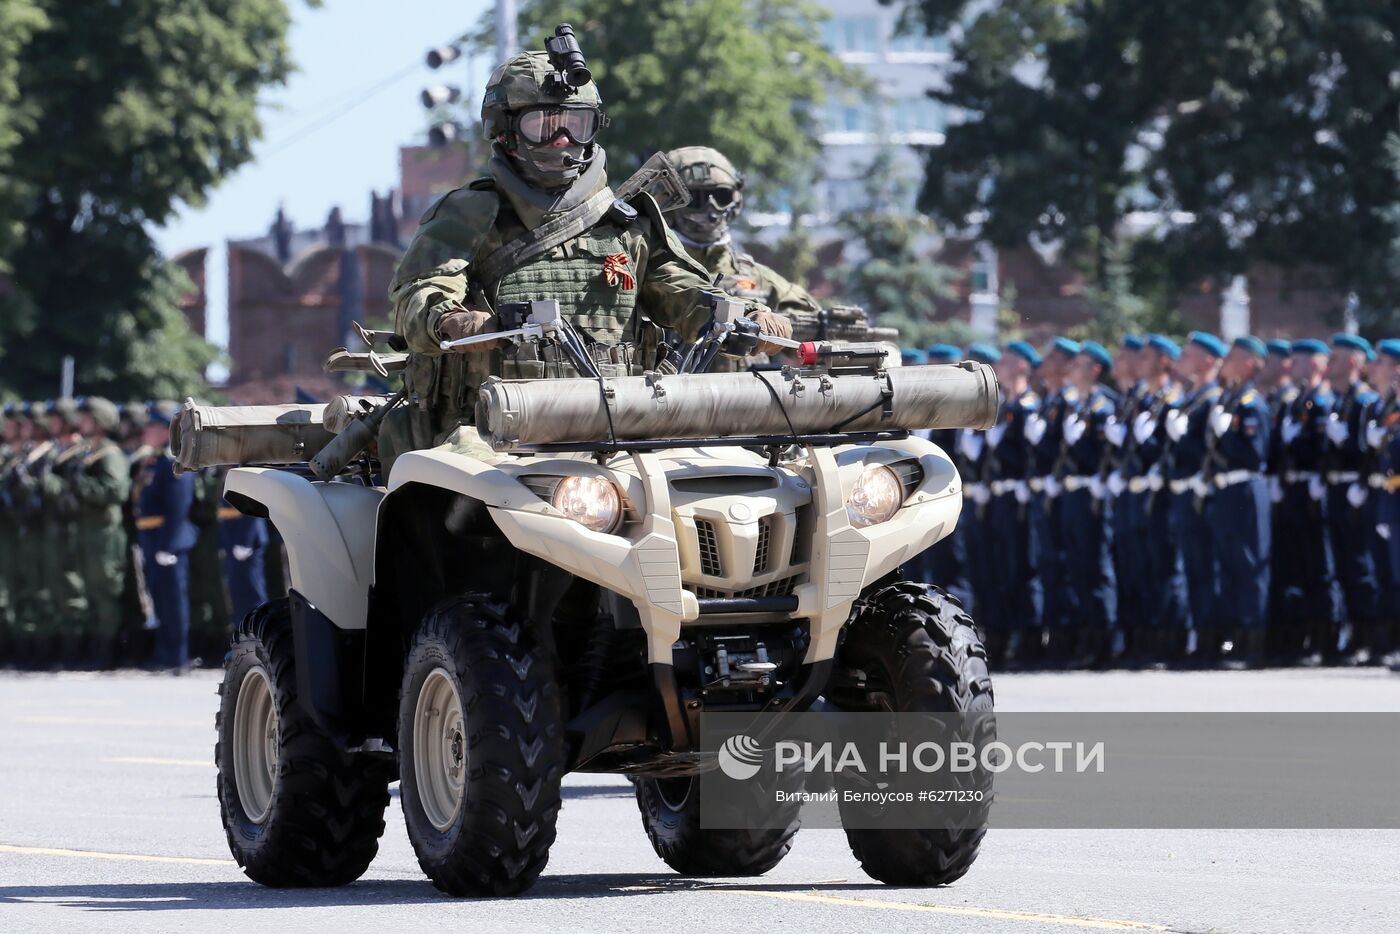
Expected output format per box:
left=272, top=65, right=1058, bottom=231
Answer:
left=44, top=399, right=90, bottom=661
left=74, top=397, right=131, bottom=668
left=10, top=405, right=56, bottom=662
left=0, top=405, right=16, bottom=661
left=664, top=146, right=820, bottom=321
left=384, top=48, right=789, bottom=469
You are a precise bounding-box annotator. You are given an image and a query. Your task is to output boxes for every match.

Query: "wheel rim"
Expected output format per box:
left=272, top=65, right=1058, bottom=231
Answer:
left=656, top=776, right=694, bottom=811
left=232, top=666, right=279, bottom=824
left=413, top=668, right=466, bottom=832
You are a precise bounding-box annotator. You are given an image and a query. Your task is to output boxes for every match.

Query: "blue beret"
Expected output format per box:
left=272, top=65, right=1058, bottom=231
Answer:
left=967, top=342, right=1002, bottom=364
left=1146, top=334, right=1181, bottom=360
left=1188, top=331, right=1227, bottom=359
left=1005, top=340, right=1041, bottom=368
left=1047, top=337, right=1080, bottom=358
left=147, top=401, right=177, bottom=426
left=924, top=343, right=961, bottom=363
left=1292, top=338, right=1330, bottom=356
left=901, top=348, right=929, bottom=365
left=1267, top=339, right=1292, bottom=358
left=1378, top=339, right=1400, bottom=362
left=1122, top=335, right=1144, bottom=351
left=1233, top=335, right=1267, bottom=359
left=1332, top=333, right=1374, bottom=359
left=1078, top=340, right=1112, bottom=369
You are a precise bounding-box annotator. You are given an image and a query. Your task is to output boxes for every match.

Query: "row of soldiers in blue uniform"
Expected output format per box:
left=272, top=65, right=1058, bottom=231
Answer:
left=0, top=399, right=273, bottom=671
left=910, top=331, right=1400, bottom=669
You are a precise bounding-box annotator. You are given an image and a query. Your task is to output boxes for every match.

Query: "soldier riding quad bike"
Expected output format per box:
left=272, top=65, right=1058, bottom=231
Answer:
left=187, top=26, right=997, bottom=900
left=178, top=300, right=998, bottom=896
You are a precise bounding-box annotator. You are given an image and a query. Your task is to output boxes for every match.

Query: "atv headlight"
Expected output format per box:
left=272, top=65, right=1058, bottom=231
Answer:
left=551, top=476, right=622, bottom=534
left=846, top=464, right=904, bottom=528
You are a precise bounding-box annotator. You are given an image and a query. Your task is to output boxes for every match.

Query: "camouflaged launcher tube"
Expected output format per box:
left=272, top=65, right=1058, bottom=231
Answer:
left=170, top=401, right=336, bottom=472
left=475, top=362, right=998, bottom=450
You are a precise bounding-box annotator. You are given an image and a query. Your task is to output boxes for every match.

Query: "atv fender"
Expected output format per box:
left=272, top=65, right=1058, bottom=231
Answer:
left=224, top=467, right=382, bottom=630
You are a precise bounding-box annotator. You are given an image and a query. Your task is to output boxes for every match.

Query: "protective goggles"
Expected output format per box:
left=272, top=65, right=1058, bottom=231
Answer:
left=512, top=106, right=607, bottom=145
left=685, top=187, right=740, bottom=211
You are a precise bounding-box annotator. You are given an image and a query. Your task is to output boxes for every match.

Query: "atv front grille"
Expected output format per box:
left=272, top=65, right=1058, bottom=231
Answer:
left=694, top=519, right=722, bottom=576
left=694, top=576, right=799, bottom=600
left=753, top=517, right=773, bottom=574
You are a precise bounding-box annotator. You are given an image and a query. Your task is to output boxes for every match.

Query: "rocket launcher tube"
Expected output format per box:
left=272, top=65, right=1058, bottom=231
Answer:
left=475, top=362, right=998, bottom=451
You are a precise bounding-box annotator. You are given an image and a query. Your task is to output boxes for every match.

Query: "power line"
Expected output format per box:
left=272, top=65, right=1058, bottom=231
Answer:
left=260, top=60, right=423, bottom=156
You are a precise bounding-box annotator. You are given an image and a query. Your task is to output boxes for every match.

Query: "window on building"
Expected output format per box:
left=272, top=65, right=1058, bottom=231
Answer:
left=823, top=16, right=879, bottom=54
left=887, top=96, right=946, bottom=134
left=888, top=30, right=951, bottom=55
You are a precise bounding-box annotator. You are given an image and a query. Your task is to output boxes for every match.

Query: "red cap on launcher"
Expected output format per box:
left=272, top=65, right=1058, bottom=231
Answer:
left=798, top=342, right=819, bottom=365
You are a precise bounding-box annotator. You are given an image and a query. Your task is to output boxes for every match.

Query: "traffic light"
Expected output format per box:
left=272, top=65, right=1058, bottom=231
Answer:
left=428, top=121, right=462, bottom=147
left=420, top=85, right=462, bottom=109
left=426, top=45, right=461, bottom=69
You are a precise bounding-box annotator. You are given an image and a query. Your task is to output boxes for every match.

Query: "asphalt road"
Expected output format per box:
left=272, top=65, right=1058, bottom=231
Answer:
left=1, top=668, right=1397, bottom=934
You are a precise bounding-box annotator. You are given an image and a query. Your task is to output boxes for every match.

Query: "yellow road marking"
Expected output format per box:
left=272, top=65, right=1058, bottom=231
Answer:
left=0, top=843, right=234, bottom=867
left=726, top=889, right=1170, bottom=931
left=101, top=756, right=211, bottom=767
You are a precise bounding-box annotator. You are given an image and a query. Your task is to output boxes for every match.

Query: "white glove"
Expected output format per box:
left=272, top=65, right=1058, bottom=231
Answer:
left=1269, top=476, right=1283, bottom=503
left=1209, top=405, right=1233, bottom=437
left=1088, top=475, right=1107, bottom=500
left=1308, top=476, right=1326, bottom=502
left=1326, top=413, right=1349, bottom=445
left=1378, top=523, right=1391, bottom=541
left=1023, top=414, right=1047, bottom=446
left=1107, top=470, right=1126, bottom=497
left=154, top=550, right=178, bottom=567
left=1280, top=417, right=1302, bottom=444
left=1346, top=483, right=1368, bottom=509
left=1104, top=418, right=1127, bottom=448
left=1062, top=414, right=1087, bottom=446
left=1132, top=411, right=1158, bottom=445
left=986, top=422, right=1006, bottom=449
left=1189, top=475, right=1210, bottom=498
left=972, top=485, right=991, bottom=505
left=958, top=432, right=984, bottom=463
left=1165, top=410, right=1190, bottom=441
left=1365, top=422, right=1387, bottom=450
left=1043, top=476, right=1063, bottom=499
left=1013, top=481, right=1031, bottom=505
left=232, top=545, right=255, bottom=562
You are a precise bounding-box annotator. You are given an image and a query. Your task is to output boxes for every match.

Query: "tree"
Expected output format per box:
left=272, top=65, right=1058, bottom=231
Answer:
left=833, top=150, right=957, bottom=347
left=0, top=1, right=45, bottom=273
left=898, top=1, right=1400, bottom=329
left=473, top=0, right=856, bottom=198
left=0, top=0, right=299, bottom=400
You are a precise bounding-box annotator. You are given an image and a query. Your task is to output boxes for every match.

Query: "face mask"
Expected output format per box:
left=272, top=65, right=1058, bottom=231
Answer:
left=671, top=187, right=741, bottom=244
left=510, top=140, right=593, bottom=190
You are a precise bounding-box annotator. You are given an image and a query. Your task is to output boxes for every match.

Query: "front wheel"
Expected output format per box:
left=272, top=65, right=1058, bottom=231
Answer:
left=398, top=596, right=566, bottom=896
left=216, top=600, right=393, bottom=886
left=633, top=771, right=800, bottom=876
left=833, top=582, right=995, bottom=886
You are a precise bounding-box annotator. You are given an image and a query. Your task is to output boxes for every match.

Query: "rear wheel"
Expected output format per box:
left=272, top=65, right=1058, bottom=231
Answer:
left=833, top=582, right=994, bottom=886
left=398, top=596, right=566, bottom=896
left=216, top=600, right=393, bottom=886
left=633, top=771, right=800, bottom=876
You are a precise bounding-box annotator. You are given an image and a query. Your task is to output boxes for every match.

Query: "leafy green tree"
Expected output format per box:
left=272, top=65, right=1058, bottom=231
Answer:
left=833, top=150, right=957, bottom=347
left=0, top=0, right=298, bottom=399
left=898, top=1, right=1400, bottom=329
left=473, top=0, right=856, bottom=197
left=0, top=0, right=45, bottom=273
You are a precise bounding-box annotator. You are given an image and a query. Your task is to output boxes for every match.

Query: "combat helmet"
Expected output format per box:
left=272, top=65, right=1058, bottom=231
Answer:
left=664, top=146, right=746, bottom=244
left=481, top=51, right=603, bottom=141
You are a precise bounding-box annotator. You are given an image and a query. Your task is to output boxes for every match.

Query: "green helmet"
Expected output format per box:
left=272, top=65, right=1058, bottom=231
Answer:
left=482, top=51, right=602, bottom=140
left=79, top=395, right=120, bottom=433
left=666, top=146, right=744, bottom=191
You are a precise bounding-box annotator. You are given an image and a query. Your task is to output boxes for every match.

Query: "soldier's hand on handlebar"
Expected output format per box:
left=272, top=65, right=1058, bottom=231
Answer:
left=745, top=306, right=793, bottom=356
left=438, top=308, right=502, bottom=353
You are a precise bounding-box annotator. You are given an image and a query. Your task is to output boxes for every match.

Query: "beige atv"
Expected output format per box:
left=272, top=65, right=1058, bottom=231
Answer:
left=183, top=300, right=997, bottom=896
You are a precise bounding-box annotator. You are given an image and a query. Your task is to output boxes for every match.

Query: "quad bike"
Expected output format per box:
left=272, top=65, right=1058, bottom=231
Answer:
left=182, top=299, right=998, bottom=896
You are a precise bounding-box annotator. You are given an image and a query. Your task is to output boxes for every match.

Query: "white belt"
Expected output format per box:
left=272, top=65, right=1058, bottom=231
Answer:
left=1326, top=471, right=1360, bottom=485
left=1028, top=476, right=1050, bottom=495
left=1127, top=476, right=1153, bottom=495
left=1213, top=470, right=1256, bottom=489
left=1283, top=470, right=1319, bottom=484
left=1168, top=475, right=1203, bottom=496
left=965, top=482, right=988, bottom=495
left=990, top=479, right=1020, bottom=496
left=1369, top=473, right=1387, bottom=490
left=1061, top=475, right=1095, bottom=492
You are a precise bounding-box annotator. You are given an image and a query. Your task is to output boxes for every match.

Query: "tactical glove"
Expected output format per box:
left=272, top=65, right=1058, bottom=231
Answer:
left=1132, top=411, right=1158, bottom=444
left=437, top=308, right=501, bottom=353
left=1209, top=405, right=1233, bottom=437
left=745, top=307, right=792, bottom=356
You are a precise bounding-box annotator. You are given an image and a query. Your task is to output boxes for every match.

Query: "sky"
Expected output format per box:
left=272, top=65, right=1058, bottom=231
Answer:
left=151, top=0, right=493, bottom=353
